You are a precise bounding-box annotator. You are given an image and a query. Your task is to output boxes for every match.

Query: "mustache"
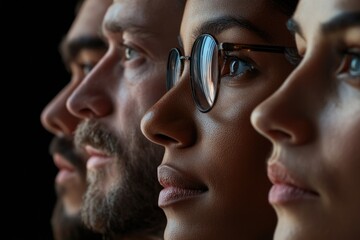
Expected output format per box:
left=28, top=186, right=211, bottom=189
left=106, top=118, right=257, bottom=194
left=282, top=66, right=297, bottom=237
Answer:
left=49, top=136, right=85, bottom=168
left=74, top=120, right=122, bottom=157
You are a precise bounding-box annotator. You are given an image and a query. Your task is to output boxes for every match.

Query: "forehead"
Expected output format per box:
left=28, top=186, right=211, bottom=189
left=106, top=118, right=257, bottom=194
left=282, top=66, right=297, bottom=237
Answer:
left=104, top=0, right=181, bottom=37
left=294, top=0, right=360, bottom=35
left=67, top=0, right=111, bottom=41
left=180, top=0, right=291, bottom=45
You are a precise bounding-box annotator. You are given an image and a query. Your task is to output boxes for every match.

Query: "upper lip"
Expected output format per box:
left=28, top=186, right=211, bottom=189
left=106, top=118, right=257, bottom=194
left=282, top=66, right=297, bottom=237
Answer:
left=158, top=164, right=208, bottom=192
left=84, top=145, right=109, bottom=159
left=53, top=153, right=75, bottom=171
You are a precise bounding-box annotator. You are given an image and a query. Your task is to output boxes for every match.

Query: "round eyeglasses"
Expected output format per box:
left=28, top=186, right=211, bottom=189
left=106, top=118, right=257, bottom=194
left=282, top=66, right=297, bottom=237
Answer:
left=166, top=33, right=299, bottom=112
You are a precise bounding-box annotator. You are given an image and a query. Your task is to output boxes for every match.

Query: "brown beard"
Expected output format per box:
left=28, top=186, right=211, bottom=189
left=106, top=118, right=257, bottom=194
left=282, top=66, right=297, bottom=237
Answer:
left=51, top=199, right=102, bottom=240
left=50, top=136, right=102, bottom=240
left=75, top=120, right=166, bottom=237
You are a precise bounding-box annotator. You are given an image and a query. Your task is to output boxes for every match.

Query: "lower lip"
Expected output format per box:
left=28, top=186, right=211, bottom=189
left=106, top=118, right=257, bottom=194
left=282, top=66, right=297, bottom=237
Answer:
left=269, top=183, right=317, bottom=204
left=158, top=187, right=204, bottom=207
left=55, top=169, right=76, bottom=184
left=87, top=156, right=112, bottom=170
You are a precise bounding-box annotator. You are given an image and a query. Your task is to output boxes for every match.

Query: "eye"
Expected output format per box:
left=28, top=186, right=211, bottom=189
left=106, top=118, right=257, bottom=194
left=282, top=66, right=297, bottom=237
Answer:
left=124, top=45, right=140, bottom=61
left=222, top=55, right=254, bottom=77
left=81, top=63, right=95, bottom=75
left=337, top=51, right=360, bottom=78
left=349, top=54, right=360, bottom=77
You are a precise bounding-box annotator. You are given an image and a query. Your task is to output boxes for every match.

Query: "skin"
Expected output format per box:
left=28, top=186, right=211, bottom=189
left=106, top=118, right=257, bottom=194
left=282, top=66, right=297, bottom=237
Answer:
left=251, top=0, right=360, bottom=240
left=140, top=0, right=297, bottom=239
left=66, top=0, right=184, bottom=239
left=40, top=0, right=111, bottom=239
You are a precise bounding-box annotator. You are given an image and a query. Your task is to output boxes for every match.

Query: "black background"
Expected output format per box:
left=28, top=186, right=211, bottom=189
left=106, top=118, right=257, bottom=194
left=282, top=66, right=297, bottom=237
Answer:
left=7, top=1, right=78, bottom=239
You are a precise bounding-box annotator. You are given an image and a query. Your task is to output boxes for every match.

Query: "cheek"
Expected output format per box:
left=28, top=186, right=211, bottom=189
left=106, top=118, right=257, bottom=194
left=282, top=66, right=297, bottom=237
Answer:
left=199, top=115, right=272, bottom=211
left=319, top=101, right=360, bottom=198
left=326, top=115, right=360, bottom=168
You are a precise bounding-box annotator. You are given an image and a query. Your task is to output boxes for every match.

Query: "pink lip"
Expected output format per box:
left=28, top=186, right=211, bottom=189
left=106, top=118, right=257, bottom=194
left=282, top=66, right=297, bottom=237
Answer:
left=157, top=165, right=207, bottom=208
left=267, top=163, right=318, bottom=204
left=53, top=153, right=75, bottom=171
left=53, top=153, right=76, bottom=184
left=84, top=145, right=112, bottom=170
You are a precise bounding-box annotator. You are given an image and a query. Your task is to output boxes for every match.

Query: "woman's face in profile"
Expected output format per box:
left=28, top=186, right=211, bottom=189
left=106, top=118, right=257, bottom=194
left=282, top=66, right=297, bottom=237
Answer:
left=251, top=0, right=360, bottom=239
left=141, top=0, right=298, bottom=239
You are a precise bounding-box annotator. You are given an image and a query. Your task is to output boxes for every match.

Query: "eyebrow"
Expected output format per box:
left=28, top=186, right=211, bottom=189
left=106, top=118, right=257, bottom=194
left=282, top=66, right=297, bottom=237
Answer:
left=192, top=16, right=272, bottom=43
left=103, top=18, right=153, bottom=39
left=60, top=35, right=107, bottom=65
left=321, top=12, right=360, bottom=33
left=287, top=12, right=360, bottom=38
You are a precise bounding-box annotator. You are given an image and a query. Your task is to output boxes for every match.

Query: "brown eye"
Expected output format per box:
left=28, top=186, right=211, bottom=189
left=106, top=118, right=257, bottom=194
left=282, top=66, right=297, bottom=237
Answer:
left=222, top=55, right=254, bottom=77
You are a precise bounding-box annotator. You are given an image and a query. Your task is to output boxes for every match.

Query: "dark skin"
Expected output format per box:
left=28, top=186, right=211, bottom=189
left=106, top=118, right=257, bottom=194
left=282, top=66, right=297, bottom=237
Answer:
left=141, top=0, right=298, bottom=239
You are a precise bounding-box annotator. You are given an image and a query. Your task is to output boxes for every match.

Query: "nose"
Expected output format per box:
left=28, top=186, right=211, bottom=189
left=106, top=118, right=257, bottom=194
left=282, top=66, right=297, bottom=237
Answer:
left=141, top=71, right=196, bottom=149
left=251, top=59, right=318, bottom=146
left=66, top=54, right=114, bottom=120
left=40, top=83, right=81, bottom=135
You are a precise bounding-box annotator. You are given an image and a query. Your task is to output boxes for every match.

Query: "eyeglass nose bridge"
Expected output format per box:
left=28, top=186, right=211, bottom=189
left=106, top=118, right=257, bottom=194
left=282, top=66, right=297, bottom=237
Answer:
left=180, top=56, right=191, bottom=61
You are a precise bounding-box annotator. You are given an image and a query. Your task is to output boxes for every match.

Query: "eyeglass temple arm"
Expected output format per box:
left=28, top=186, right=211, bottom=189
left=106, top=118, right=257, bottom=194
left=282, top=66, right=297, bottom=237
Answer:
left=220, top=43, right=300, bottom=65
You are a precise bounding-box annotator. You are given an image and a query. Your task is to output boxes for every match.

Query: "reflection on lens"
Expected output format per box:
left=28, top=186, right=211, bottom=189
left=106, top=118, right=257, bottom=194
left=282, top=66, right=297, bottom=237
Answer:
left=191, top=34, right=219, bottom=112
left=167, top=48, right=182, bottom=90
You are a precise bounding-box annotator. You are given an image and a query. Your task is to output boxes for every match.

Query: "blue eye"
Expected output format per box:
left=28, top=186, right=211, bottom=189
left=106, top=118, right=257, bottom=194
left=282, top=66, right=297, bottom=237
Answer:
left=349, top=54, right=360, bottom=77
left=81, top=63, right=95, bottom=75
left=338, top=51, right=360, bottom=77
left=223, top=56, right=254, bottom=77
left=124, top=46, right=140, bottom=61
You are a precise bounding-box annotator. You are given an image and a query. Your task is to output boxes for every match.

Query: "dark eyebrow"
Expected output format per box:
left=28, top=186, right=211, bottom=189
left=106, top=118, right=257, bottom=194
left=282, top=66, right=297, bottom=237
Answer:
left=60, top=35, right=107, bottom=65
left=192, top=16, right=272, bottom=43
left=321, top=12, right=360, bottom=33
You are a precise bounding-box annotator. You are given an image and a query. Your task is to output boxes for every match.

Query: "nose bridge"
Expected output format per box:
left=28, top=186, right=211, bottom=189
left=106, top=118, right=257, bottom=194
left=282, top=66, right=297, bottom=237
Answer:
left=66, top=53, right=116, bottom=119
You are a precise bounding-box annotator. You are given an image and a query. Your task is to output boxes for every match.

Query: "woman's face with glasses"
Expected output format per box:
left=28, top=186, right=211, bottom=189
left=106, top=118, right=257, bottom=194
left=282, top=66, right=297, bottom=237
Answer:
left=141, top=0, right=298, bottom=239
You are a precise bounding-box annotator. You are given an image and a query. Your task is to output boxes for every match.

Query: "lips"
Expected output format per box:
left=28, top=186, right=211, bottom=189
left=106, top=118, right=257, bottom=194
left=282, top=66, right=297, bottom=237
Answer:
left=267, top=162, right=318, bottom=204
left=53, top=153, right=77, bottom=184
left=84, top=145, right=113, bottom=170
left=157, top=165, right=207, bottom=208
left=53, top=153, right=76, bottom=171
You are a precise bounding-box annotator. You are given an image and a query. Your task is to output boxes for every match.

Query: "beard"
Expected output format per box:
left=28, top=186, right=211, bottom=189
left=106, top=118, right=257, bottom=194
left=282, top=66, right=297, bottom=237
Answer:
left=49, top=136, right=87, bottom=175
left=51, top=199, right=102, bottom=240
left=50, top=136, right=101, bottom=240
left=74, top=120, right=166, bottom=237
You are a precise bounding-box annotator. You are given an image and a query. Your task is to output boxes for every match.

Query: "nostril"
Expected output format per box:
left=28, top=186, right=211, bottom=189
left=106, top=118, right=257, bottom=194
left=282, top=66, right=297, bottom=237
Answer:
left=153, top=133, right=179, bottom=146
left=266, top=130, right=293, bottom=143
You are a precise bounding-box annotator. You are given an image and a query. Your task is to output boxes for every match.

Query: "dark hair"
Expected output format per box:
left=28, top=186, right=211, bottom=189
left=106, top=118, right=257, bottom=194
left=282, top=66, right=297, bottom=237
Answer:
left=271, top=0, right=299, bottom=16
left=75, top=0, right=85, bottom=15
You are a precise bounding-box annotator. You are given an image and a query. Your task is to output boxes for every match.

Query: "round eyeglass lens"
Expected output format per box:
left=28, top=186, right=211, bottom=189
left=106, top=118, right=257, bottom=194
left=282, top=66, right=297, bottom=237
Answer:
left=166, top=48, right=182, bottom=91
left=191, top=34, right=219, bottom=112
